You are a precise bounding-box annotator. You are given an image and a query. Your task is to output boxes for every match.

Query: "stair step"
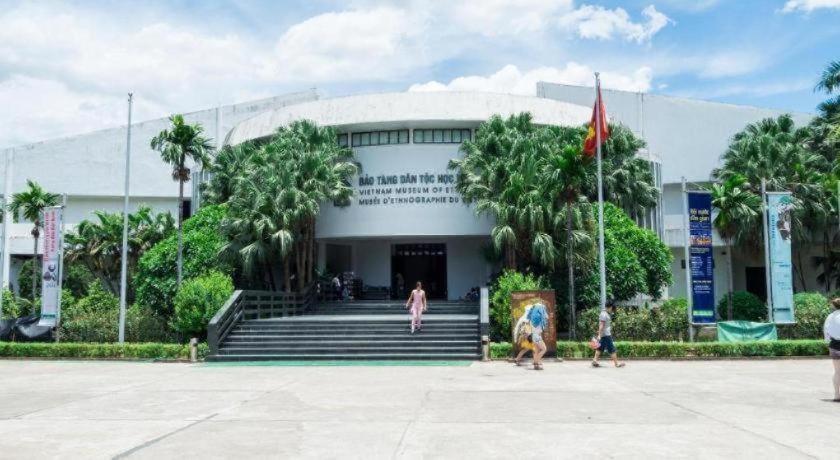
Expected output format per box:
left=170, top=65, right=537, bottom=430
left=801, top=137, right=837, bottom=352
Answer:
left=222, top=340, right=479, bottom=347
left=219, top=347, right=479, bottom=355
left=233, top=326, right=477, bottom=332
left=207, top=353, right=481, bottom=361
left=226, top=334, right=477, bottom=340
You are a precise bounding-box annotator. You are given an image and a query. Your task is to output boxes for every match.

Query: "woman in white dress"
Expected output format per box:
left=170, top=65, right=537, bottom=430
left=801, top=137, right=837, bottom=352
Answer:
left=824, top=298, right=840, bottom=402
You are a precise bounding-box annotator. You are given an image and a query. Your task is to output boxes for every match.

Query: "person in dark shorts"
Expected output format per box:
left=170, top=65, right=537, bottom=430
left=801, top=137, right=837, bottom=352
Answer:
left=592, top=304, right=624, bottom=368
left=824, top=298, right=840, bottom=401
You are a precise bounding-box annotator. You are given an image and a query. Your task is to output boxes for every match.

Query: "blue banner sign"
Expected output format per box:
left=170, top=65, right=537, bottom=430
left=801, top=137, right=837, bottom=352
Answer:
left=767, top=193, right=795, bottom=323
left=688, top=192, right=715, bottom=324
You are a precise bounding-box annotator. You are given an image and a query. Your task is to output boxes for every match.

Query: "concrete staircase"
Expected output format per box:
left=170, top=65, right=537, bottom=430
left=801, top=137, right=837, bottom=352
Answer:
left=208, top=301, right=481, bottom=361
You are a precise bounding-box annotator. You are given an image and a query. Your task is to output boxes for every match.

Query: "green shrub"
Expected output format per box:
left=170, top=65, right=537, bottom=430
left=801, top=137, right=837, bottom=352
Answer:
left=171, top=271, right=234, bottom=337
left=135, top=204, right=231, bottom=315
left=489, top=270, right=546, bottom=342
left=779, top=292, right=831, bottom=340
left=59, top=284, right=115, bottom=342
left=17, top=259, right=95, bottom=300
left=126, top=304, right=179, bottom=343
left=574, top=298, right=688, bottom=341
left=1, top=289, right=31, bottom=318
left=16, top=258, right=39, bottom=301
left=717, top=291, right=766, bottom=322
left=0, top=342, right=196, bottom=360
left=603, top=204, right=673, bottom=299
left=603, top=232, right=647, bottom=302
left=490, top=339, right=827, bottom=359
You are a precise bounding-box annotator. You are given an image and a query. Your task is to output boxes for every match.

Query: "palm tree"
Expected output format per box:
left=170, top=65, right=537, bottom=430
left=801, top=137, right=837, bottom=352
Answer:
left=222, top=120, right=357, bottom=292
left=451, top=113, right=542, bottom=270
left=9, top=179, right=60, bottom=301
left=150, top=115, right=214, bottom=287
left=816, top=60, right=840, bottom=95
left=64, top=206, right=174, bottom=296
left=710, top=175, right=761, bottom=320
left=542, top=138, right=593, bottom=339
left=713, top=114, right=830, bottom=290
left=201, top=142, right=257, bottom=205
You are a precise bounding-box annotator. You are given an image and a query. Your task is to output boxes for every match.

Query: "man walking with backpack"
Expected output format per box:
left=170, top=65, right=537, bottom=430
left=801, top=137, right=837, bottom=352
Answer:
left=592, top=304, right=625, bottom=368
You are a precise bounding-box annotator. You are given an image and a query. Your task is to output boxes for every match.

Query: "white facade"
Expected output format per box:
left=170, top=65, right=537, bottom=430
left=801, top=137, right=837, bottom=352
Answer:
left=537, top=82, right=818, bottom=300
left=0, top=90, right=318, bottom=292
left=228, top=92, right=591, bottom=299
left=1, top=84, right=822, bottom=302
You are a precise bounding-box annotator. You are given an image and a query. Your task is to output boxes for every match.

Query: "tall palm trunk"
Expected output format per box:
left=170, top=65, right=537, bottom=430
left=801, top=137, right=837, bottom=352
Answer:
left=726, top=239, right=734, bottom=321
left=505, top=244, right=516, bottom=270
left=31, top=227, right=39, bottom=302
left=176, top=174, right=185, bottom=287
left=824, top=231, right=831, bottom=292
left=296, top=237, right=305, bottom=292
left=308, top=219, right=316, bottom=285
left=566, top=200, right=576, bottom=339
left=284, top=256, right=292, bottom=293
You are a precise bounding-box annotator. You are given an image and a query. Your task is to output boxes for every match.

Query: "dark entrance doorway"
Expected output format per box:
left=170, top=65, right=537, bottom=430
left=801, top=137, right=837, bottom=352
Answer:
left=391, top=243, right=447, bottom=300
left=745, top=266, right=767, bottom=302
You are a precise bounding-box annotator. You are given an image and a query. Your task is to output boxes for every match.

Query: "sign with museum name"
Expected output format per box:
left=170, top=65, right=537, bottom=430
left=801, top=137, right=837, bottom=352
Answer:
left=355, top=171, right=461, bottom=206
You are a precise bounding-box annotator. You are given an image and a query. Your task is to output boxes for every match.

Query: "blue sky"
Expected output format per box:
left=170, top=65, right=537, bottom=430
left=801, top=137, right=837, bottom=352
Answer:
left=1, top=0, right=839, bottom=147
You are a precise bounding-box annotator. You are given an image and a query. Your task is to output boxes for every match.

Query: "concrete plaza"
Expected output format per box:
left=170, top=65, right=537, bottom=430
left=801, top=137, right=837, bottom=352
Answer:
left=0, top=359, right=837, bottom=459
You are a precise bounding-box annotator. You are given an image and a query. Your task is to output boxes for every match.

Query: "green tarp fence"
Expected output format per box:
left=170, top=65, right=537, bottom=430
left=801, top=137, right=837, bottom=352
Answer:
left=717, top=321, right=778, bottom=342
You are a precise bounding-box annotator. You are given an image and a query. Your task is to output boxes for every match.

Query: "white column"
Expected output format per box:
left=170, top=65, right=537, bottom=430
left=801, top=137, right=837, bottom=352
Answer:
left=2, top=149, right=13, bottom=289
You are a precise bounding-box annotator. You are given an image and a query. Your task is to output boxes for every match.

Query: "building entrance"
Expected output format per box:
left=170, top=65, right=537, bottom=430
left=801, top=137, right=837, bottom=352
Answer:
left=391, top=244, right=447, bottom=300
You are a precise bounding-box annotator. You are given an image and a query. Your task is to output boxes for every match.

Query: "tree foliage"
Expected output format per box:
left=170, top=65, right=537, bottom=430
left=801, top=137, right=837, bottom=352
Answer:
left=220, top=120, right=358, bottom=292
left=134, top=204, right=231, bottom=315
left=489, top=270, right=547, bottom=341
left=451, top=113, right=658, bottom=275
left=150, top=114, right=214, bottom=286
left=171, top=271, right=234, bottom=337
left=9, top=179, right=60, bottom=301
left=64, top=205, right=174, bottom=297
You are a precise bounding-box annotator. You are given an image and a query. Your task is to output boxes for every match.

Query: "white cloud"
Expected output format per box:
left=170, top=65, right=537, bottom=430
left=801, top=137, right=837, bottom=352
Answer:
left=557, top=4, right=672, bottom=43
left=697, top=52, right=766, bottom=78
left=0, top=75, right=165, bottom=147
left=782, top=0, right=840, bottom=13
left=447, top=0, right=574, bottom=37
left=408, top=63, right=653, bottom=95
left=271, top=7, right=431, bottom=81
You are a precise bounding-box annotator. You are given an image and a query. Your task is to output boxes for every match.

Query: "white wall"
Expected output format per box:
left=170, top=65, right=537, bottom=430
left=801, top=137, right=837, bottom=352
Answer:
left=0, top=90, right=317, bottom=199
left=354, top=240, right=392, bottom=287
left=537, top=82, right=813, bottom=185
left=446, top=237, right=492, bottom=300
left=316, top=142, right=494, bottom=239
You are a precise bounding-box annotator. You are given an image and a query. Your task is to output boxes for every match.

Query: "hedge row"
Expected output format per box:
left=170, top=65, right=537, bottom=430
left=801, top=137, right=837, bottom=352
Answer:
left=0, top=342, right=208, bottom=360
left=491, top=340, right=829, bottom=359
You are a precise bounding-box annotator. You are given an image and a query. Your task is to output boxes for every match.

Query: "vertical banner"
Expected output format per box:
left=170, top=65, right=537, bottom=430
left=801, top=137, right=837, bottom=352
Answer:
left=38, top=207, right=62, bottom=327
left=510, top=290, right=556, bottom=356
left=767, top=193, right=795, bottom=323
left=688, top=192, right=715, bottom=324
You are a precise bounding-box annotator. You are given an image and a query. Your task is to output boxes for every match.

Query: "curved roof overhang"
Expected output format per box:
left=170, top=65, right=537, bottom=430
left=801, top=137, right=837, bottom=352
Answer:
left=225, top=91, right=592, bottom=145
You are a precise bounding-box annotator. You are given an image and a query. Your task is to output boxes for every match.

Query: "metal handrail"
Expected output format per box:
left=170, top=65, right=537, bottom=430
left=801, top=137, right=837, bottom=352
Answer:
left=208, top=290, right=245, bottom=356
left=208, top=283, right=318, bottom=356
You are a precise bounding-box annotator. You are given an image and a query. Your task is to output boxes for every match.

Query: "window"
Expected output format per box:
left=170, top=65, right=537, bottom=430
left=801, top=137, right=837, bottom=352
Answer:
left=413, top=128, right=472, bottom=144
left=337, top=133, right=349, bottom=147
left=350, top=129, right=410, bottom=147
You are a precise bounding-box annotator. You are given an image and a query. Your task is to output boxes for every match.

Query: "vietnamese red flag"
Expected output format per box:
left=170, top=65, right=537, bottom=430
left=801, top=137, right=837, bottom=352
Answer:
left=583, top=86, right=610, bottom=157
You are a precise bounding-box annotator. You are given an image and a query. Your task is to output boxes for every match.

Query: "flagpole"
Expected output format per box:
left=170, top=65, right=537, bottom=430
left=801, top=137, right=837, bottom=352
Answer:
left=118, top=93, right=133, bottom=344
left=595, top=73, right=607, bottom=312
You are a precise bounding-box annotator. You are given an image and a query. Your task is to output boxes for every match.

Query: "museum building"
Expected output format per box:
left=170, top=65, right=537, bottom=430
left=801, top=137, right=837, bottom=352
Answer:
left=0, top=84, right=817, bottom=303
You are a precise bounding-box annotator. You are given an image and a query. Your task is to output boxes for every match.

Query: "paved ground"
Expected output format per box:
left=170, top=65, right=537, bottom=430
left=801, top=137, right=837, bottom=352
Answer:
left=0, top=359, right=837, bottom=459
